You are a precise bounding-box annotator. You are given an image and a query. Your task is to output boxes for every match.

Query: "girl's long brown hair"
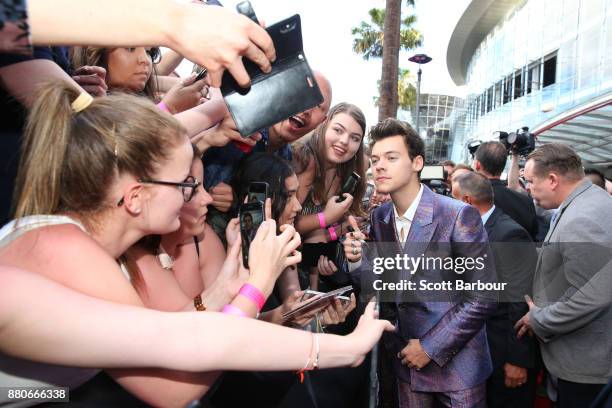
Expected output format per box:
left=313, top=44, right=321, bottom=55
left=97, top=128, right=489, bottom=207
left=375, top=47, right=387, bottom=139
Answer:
left=71, top=46, right=160, bottom=101
left=293, top=102, right=367, bottom=216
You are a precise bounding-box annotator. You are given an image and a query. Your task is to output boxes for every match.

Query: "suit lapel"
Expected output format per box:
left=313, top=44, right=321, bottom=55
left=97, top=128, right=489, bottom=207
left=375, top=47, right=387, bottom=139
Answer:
left=484, top=207, right=501, bottom=236
left=378, top=202, right=398, bottom=245
left=401, top=188, right=436, bottom=280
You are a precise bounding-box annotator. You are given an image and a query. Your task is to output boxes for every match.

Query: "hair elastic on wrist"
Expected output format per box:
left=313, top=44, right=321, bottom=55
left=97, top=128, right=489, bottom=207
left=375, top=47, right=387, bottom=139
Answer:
left=297, top=332, right=317, bottom=383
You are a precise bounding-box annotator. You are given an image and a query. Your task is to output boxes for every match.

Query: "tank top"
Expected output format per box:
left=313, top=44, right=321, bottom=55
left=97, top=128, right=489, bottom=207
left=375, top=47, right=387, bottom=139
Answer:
left=0, top=215, right=103, bottom=407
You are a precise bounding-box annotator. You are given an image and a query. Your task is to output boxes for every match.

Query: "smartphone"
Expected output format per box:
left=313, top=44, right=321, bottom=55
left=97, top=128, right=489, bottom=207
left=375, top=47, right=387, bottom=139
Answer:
left=336, top=172, right=361, bottom=202
left=194, top=67, right=207, bottom=82
left=236, top=1, right=259, bottom=24
left=239, top=202, right=265, bottom=268
left=247, top=182, right=269, bottom=204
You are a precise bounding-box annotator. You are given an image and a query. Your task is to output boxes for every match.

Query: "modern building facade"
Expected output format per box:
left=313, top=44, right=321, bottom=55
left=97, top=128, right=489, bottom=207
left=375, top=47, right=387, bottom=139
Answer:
left=410, top=93, right=465, bottom=163
left=447, top=0, right=612, bottom=167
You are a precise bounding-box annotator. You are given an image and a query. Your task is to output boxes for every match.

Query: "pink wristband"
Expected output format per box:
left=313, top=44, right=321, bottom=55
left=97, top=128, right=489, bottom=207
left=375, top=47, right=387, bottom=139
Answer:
left=328, top=225, right=338, bottom=241
left=157, top=102, right=170, bottom=113
left=222, top=304, right=247, bottom=317
left=238, top=283, right=266, bottom=311
left=317, top=212, right=327, bottom=229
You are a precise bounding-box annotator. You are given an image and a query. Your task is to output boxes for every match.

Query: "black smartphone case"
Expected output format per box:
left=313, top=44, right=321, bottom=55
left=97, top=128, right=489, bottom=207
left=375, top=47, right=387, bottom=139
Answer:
left=221, top=14, right=323, bottom=137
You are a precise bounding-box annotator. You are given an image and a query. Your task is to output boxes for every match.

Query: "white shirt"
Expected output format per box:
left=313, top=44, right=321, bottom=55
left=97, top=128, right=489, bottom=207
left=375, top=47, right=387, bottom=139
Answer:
left=348, top=184, right=424, bottom=271
left=481, top=205, right=496, bottom=226
left=393, top=184, right=424, bottom=244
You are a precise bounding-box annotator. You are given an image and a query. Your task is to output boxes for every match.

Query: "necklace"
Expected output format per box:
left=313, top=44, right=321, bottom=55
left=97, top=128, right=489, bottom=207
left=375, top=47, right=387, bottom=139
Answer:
left=324, top=170, right=337, bottom=200
left=157, top=244, right=174, bottom=270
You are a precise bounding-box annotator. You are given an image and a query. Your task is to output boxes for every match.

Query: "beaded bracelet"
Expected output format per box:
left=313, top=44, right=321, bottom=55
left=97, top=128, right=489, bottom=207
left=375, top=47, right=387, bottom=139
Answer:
left=194, top=295, right=206, bottom=311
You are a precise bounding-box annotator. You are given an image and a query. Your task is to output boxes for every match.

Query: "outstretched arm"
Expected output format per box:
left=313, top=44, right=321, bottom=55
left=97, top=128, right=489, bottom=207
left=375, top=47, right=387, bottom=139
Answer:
left=0, top=266, right=392, bottom=373
left=28, top=0, right=275, bottom=87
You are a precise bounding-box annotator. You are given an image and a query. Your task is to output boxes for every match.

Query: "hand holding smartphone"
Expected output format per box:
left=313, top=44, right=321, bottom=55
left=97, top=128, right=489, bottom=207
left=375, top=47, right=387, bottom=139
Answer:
left=336, top=172, right=361, bottom=203
left=239, top=201, right=265, bottom=268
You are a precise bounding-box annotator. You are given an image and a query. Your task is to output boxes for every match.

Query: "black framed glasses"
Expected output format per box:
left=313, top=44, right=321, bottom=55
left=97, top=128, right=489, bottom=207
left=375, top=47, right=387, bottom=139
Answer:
left=116, top=176, right=200, bottom=206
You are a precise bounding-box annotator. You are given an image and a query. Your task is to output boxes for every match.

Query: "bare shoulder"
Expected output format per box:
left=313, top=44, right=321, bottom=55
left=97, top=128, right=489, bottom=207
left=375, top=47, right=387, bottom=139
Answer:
left=2, top=224, right=143, bottom=306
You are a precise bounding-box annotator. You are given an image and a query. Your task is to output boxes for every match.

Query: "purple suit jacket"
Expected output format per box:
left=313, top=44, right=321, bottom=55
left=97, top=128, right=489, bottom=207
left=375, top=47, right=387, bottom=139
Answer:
left=355, top=186, right=496, bottom=392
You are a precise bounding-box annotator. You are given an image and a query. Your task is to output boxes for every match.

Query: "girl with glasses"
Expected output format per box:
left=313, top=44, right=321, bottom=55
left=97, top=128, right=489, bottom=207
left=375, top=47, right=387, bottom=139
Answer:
left=0, top=83, right=392, bottom=407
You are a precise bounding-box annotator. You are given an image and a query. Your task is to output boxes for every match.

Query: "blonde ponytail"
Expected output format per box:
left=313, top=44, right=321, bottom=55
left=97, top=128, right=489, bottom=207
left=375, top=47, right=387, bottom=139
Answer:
left=14, top=82, right=81, bottom=218
left=13, top=81, right=186, bottom=220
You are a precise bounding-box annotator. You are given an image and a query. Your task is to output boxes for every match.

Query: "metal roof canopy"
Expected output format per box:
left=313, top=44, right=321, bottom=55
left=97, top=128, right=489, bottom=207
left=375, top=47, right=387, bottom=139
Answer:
left=533, top=93, right=612, bottom=168
left=447, top=0, right=525, bottom=86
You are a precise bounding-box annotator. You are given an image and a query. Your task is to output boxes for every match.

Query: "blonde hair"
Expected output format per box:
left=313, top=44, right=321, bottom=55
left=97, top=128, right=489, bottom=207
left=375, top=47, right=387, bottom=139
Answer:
left=13, top=82, right=185, bottom=219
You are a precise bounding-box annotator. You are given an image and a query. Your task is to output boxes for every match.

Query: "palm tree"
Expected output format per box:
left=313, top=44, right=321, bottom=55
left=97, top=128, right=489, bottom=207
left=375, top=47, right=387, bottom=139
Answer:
left=373, top=68, right=417, bottom=111
left=352, top=1, right=422, bottom=121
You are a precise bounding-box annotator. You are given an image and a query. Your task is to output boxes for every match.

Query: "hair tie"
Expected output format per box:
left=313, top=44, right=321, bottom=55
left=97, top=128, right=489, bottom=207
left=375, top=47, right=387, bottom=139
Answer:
left=71, top=92, right=93, bottom=113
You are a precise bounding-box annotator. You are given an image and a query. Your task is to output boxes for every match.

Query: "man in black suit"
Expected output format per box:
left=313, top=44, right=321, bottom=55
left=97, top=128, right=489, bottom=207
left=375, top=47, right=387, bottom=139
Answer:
left=452, top=172, right=539, bottom=408
left=474, top=142, right=539, bottom=240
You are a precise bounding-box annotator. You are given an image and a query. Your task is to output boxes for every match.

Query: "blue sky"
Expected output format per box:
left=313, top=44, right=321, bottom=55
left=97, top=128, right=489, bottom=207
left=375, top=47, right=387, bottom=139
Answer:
left=178, top=0, right=472, bottom=128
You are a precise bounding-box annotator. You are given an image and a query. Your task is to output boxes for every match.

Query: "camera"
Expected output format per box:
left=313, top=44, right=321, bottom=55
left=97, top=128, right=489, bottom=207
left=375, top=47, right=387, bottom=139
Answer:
left=467, top=140, right=482, bottom=158
left=421, top=165, right=451, bottom=197
left=495, top=127, right=536, bottom=156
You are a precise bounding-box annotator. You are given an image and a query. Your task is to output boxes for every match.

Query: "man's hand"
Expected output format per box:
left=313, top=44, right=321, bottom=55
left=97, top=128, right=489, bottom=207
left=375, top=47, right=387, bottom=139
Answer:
left=210, top=182, right=233, bottom=213
left=514, top=295, right=536, bottom=339
left=343, top=215, right=365, bottom=262
left=504, top=363, right=528, bottom=388
left=398, top=339, right=431, bottom=370
left=72, top=66, right=107, bottom=97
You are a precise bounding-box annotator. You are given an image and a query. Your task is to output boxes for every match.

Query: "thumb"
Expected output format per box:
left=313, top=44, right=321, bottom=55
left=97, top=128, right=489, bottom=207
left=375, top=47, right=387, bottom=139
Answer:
left=524, top=294, right=535, bottom=309
left=265, top=198, right=272, bottom=220
left=227, top=233, right=241, bottom=258
left=181, top=73, right=197, bottom=86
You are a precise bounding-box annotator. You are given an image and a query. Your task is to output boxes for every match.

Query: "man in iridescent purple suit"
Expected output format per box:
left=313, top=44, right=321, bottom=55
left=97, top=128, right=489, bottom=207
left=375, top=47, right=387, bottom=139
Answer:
left=345, top=118, right=497, bottom=407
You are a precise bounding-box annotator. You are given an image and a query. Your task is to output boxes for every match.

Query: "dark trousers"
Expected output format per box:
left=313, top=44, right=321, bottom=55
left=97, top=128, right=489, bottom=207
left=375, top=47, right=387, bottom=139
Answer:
left=557, top=378, right=605, bottom=408
left=486, top=367, right=537, bottom=407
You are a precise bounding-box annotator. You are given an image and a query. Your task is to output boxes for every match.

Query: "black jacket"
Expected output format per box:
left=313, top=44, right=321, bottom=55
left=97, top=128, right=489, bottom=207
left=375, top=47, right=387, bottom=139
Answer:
left=490, top=179, right=539, bottom=241
left=485, top=207, right=538, bottom=370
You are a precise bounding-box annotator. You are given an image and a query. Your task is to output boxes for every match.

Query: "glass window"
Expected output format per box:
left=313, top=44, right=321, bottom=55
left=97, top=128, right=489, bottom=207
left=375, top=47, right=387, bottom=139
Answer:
left=495, top=81, right=502, bottom=108
left=503, top=75, right=513, bottom=104
left=514, top=68, right=524, bottom=99
left=527, top=61, right=541, bottom=94
left=486, top=86, right=494, bottom=112
left=543, top=52, right=557, bottom=87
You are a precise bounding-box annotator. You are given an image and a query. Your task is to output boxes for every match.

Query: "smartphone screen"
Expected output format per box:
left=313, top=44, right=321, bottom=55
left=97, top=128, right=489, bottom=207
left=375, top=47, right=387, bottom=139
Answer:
left=247, top=182, right=269, bottom=204
left=239, top=202, right=265, bottom=268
